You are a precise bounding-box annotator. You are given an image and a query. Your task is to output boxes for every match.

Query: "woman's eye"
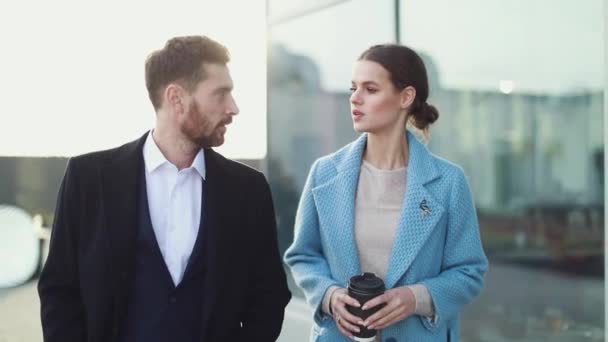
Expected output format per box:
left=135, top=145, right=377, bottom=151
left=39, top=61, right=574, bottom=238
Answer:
left=349, top=87, right=356, bottom=92
left=367, top=88, right=377, bottom=93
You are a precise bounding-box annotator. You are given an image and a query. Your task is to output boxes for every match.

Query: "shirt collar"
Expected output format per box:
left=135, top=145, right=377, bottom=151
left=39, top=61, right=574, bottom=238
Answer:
left=143, top=130, right=206, bottom=179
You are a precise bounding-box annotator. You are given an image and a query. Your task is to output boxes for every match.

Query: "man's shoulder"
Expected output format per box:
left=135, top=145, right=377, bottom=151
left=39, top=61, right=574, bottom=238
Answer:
left=207, top=149, right=264, bottom=182
left=67, top=134, right=145, bottom=172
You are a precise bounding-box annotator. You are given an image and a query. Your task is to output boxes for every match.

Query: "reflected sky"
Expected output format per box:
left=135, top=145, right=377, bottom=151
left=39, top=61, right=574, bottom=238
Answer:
left=0, top=0, right=267, bottom=159
left=271, top=0, right=604, bottom=94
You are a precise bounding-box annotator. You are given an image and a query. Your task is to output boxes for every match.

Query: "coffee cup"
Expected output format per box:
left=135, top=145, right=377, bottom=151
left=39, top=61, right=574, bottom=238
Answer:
left=346, top=272, right=385, bottom=342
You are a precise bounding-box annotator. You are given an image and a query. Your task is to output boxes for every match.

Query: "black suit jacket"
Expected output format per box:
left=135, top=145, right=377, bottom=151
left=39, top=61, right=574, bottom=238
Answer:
left=38, top=133, right=291, bottom=342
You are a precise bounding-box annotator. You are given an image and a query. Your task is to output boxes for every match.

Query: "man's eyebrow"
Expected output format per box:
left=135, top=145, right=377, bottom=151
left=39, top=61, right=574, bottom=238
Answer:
left=213, top=85, right=233, bottom=93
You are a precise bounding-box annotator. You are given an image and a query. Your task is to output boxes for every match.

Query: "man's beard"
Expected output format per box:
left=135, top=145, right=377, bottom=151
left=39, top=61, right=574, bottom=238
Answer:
left=181, top=101, right=222, bottom=148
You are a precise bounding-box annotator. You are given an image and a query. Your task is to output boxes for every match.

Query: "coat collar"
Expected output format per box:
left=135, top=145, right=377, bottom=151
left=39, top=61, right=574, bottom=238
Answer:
left=312, top=131, right=445, bottom=288
left=332, top=131, right=440, bottom=185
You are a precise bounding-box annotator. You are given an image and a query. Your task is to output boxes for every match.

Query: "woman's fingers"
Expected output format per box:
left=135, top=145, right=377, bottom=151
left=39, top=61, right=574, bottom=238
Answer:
left=332, top=292, right=363, bottom=325
left=331, top=289, right=365, bottom=337
left=335, top=310, right=361, bottom=334
left=361, top=292, right=388, bottom=310
left=335, top=317, right=354, bottom=338
left=336, top=291, right=360, bottom=308
left=369, top=306, right=406, bottom=330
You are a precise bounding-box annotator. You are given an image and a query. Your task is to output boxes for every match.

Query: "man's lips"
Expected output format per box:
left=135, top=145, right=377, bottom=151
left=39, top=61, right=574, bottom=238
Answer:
left=220, top=118, right=232, bottom=126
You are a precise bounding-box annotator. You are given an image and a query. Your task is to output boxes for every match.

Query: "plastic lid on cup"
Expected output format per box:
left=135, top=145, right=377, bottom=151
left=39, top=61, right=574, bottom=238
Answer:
left=349, top=272, right=385, bottom=295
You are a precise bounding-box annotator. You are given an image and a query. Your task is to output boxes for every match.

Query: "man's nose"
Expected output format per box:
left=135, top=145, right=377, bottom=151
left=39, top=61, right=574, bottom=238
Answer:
left=227, top=95, right=239, bottom=116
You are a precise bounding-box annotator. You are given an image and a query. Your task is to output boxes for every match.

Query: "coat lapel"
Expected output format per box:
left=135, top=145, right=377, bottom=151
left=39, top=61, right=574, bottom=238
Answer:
left=101, top=132, right=148, bottom=324
left=311, top=135, right=367, bottom=281
left=385, top=132, right=444, bottom=288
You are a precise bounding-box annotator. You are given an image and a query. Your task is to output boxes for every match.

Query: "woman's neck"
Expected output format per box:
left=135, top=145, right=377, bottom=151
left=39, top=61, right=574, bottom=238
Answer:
left=363, top=129, right=409, bottom=170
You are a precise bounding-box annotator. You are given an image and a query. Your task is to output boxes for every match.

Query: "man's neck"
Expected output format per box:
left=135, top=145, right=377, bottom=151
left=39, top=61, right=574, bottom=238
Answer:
left=151, top=129, right=199, bottom=170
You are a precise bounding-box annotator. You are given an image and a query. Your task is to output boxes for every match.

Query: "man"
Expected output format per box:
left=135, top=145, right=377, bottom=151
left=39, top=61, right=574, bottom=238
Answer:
left=38, top=35, right=291, bottom=342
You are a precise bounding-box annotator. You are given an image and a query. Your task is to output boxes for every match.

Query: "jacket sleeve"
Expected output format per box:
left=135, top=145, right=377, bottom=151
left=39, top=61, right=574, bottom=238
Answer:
left=239, top=173, right=292, bottom=341
left=284, top=160, right=340, bottom=325
left=420, top=169, right=489, bottom=331
left=37, top=159, right=87, bottom=342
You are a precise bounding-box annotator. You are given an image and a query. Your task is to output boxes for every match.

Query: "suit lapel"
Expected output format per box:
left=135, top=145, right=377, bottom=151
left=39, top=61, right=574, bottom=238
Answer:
left=200, top=149, right=231, bottom=331
left=385, top=132, right=444, bottom=288
left=101, top=132, right=148, bottom=323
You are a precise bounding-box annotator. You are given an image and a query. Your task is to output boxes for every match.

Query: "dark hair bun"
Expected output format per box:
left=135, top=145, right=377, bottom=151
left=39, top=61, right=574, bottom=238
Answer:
left=411, top=102, right=439, bottom=130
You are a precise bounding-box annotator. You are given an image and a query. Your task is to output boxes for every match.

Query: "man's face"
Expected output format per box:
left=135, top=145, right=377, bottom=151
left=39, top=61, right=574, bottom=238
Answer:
left=179, top=63, right=239, bottom=148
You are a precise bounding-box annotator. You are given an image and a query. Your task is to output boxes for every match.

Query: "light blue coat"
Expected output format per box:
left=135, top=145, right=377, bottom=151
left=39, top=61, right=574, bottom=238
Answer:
left=284, top=131, right=488, bottom=342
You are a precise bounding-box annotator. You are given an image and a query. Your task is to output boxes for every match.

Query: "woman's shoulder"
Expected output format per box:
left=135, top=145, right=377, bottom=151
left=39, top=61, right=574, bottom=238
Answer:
left=427, top=151, right=469, bottom=184
left=307, top=139, right=361, bottom=181
left=315, top=136, right=363, bottom=166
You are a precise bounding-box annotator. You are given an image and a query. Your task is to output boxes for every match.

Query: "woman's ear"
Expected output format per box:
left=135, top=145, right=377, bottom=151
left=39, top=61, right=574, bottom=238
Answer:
left=400, top=86, right=416, bottom=110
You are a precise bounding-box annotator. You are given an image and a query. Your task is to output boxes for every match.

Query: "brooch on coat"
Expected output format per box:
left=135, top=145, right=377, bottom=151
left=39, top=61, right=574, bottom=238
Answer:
left=419, top=199, right=432, bottom=218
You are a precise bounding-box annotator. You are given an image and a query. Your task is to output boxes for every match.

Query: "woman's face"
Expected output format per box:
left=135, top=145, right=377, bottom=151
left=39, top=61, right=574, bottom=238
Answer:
left=350, top=60, right=408, bottom=135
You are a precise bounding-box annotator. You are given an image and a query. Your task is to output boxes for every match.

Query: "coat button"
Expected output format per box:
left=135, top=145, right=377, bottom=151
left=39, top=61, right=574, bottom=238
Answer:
left=169, top=296, right=177, bottom=304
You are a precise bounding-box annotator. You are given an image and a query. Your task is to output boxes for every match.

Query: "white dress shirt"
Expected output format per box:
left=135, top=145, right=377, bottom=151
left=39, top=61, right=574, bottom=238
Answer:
left=142, top=131, right=206, bottom=286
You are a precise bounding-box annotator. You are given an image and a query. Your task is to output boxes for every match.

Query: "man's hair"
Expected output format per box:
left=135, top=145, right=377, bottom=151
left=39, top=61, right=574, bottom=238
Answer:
left=145, top=36, right=230, bottom=110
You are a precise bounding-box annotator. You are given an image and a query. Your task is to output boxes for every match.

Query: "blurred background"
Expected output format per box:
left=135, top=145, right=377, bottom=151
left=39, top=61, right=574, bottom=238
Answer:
left=0, top=0, right=606, bottom=341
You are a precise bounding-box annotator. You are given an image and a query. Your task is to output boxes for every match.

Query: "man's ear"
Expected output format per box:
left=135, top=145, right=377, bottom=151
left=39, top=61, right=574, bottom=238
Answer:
left=164, top=83, right=187, bottom=115
left=400, top=86, right=416, bottom=110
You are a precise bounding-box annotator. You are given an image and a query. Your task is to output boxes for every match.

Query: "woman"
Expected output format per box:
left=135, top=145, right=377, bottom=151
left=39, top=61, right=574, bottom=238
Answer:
left=284, top=44, right=488, bottom=342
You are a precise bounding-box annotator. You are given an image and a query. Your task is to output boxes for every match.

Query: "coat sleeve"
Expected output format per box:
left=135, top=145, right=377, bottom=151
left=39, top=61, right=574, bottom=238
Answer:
left=38, top=158, right=87, bottom=342
left=284, top=160, right=340, bottom=325
left=420, top=168, right=489, bottom=331
left=239, top=172, right=292, bottom=341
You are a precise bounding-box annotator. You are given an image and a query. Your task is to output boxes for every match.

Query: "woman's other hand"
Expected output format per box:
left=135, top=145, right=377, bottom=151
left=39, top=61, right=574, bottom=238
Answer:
left=362, top=286, right=416, bottom=330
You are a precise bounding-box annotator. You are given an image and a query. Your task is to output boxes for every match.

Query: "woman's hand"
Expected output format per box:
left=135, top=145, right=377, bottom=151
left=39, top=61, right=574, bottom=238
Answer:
left=362, top=286, right=416, bottom=330
left=329, top=288, right=364, bottom=339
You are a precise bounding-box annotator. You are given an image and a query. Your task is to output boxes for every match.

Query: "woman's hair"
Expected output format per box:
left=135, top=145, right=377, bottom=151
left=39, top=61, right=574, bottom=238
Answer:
left=359, top=44, right=439, bottom=130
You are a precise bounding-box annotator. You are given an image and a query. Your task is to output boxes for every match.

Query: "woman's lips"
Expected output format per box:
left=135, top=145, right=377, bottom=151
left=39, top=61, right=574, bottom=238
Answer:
left=352, top=109, right=364, bottom=121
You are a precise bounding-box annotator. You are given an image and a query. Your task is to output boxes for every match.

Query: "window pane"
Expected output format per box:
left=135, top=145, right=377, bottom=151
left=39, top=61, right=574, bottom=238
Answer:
left=401, top=0, right=604, bottom=340
left=268, top=0, right=395, bottom=291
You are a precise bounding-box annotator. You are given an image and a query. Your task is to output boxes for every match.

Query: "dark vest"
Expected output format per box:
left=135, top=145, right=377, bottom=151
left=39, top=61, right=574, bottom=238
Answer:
left=120, top=172, right=208, bottom=342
